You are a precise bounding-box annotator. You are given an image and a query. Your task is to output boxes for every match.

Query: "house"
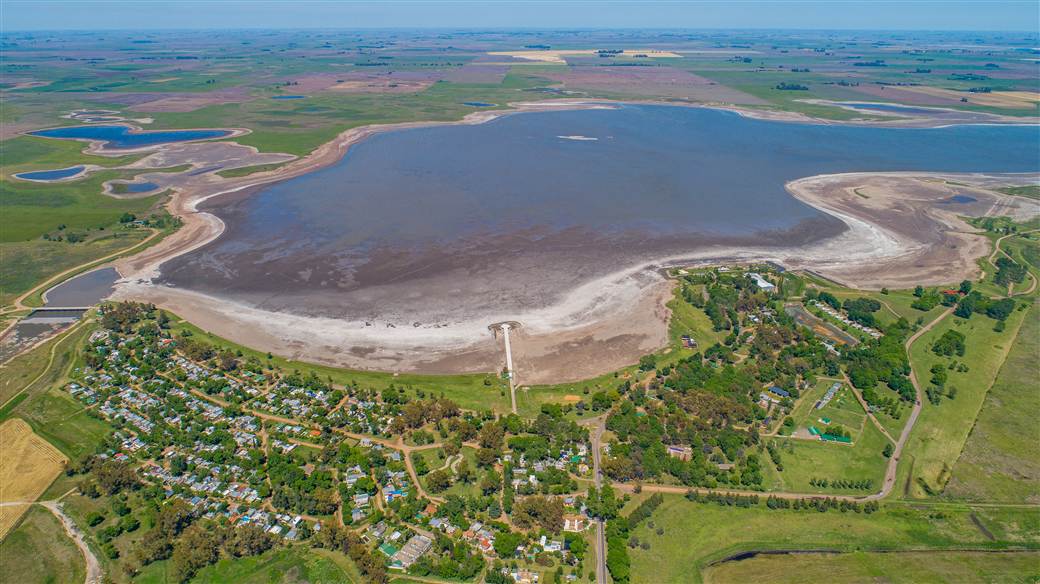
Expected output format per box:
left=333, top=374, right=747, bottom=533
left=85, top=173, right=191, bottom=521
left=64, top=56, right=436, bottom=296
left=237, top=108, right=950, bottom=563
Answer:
left=768, top=386, right=790, bottom=399
left=512, top=569, right=539, bottom=584
left=666, top=445, right=692, bottom=461
left=563, top=514, right=587, bottom=532
left=540, top=535, right=563, bottom=553
left=391, top=534, right=432, bottom=569
left=748, top=272, right=777, bottom=293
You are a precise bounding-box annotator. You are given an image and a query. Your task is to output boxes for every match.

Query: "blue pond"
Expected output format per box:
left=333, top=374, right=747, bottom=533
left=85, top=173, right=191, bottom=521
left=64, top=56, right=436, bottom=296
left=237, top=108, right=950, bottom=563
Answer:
left=121, top=182, right=159, bottom=193
left=462, top=102, right=496, bottom=107
left=272, top=95, right=306, bottom=100
left=15, top=165, right=85, bottom=181
left=29, top=125, right=231, bottom=149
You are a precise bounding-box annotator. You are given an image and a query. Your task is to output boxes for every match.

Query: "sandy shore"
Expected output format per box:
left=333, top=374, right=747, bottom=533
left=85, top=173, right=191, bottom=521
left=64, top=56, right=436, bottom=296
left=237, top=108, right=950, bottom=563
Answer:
left=100, top=99, right=1039, bottom=384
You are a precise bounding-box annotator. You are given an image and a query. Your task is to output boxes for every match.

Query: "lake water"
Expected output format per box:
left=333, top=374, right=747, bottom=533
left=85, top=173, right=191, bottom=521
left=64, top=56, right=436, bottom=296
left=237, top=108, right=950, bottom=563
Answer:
left=30, top=125, right=231, bottom=149
left=272, top=95, right=306, bottom=100
left=45, top=267, right=118, bottom=307
left=120, top=182, right=159, bottom=193
left=15, top=165, right=85, bottom=181
left=161, top=104, right=1039, bottom=323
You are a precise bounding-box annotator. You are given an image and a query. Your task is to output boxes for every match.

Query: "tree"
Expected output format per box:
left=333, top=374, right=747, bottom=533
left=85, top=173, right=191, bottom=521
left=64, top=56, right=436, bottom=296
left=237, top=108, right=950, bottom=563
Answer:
left=494, top=531, right=524, bottom=557
left=427, top=469, right=452, bottom=493
left=94, top=460, right=139, bottom=495
left=882, top=443, right=894, bottom=458
left=481, top=469, right=502, bottom=495
left=171, top=524, right=222, bottom=582
left=224, top=524, right=275, bottom=558
left=932, top=330, right=966, bottom=357
left=512, top=496, right=565, bottom=533
left=456, top=459, right=474, bottom=484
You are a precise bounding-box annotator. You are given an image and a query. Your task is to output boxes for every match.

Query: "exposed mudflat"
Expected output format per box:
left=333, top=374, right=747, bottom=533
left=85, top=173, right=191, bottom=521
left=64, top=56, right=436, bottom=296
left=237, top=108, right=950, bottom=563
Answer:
left=108, top=102, right=1040, bottom=383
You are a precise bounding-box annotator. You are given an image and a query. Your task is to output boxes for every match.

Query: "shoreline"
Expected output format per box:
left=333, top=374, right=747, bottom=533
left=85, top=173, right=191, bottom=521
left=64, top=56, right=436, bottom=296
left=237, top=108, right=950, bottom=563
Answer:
left=112, top=168, right=1039, bottom=382
left=91, top=100, right=1039, bottom=382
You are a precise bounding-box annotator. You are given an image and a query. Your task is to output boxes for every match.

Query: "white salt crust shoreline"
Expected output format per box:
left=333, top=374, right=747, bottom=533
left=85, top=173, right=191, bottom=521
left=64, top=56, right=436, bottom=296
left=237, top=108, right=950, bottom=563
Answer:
left=98, top=99, right=1039, bottom=378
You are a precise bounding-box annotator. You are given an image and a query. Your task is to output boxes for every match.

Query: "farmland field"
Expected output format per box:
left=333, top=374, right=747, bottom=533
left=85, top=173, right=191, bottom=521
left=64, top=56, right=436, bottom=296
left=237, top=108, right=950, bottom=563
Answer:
left=0, top=418, right=67, bottom=539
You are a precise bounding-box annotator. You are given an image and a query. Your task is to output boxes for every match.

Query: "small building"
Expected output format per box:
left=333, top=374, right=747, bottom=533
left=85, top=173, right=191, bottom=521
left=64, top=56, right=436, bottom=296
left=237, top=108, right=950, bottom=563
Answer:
left=563, top=514, right=587, bottom=532
left=666, top=445, right=692, bottom=461
left=391, top=534, right=432, bottom=569
left=748, top=272, right=777, bottom=293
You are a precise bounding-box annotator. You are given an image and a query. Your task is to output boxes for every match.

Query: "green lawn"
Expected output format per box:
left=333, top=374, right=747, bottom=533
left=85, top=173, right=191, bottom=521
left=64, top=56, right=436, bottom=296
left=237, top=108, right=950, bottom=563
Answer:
left=945, top=299, right=1040, bottom=503
left=134, top=546, right=359, bottom=584
left=628, top=495, right=1040, bottom=584
left=764, top=416, right=889, bottom=495
left=898, top=304, right=1030, bottom=499
left=702, top=550, right=1040, bottom=584
left=193, top=546, right=357, bottom=584
left=0, top=505, right=86, bottom=584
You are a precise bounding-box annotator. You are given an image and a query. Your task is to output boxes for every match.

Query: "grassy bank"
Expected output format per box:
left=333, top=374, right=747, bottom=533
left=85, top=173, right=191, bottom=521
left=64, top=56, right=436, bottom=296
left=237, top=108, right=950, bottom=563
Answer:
left=944, top=298, right=1040, bottom=503
left=701, top=550, right=1040, bottom=584
left=0, top=505, right=86, bottom=584
left=627, top=494, right=1040, bottom=584
left=898, top=303, right=1030, bottom=499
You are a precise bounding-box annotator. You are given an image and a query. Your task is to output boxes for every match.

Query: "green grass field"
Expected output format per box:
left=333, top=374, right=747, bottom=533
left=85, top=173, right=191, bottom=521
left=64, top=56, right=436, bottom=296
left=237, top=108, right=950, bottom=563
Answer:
left=628, top=495, right=1040, bottom=584
left=998, top=185, right=1040, bottom=200
left=133, top=546, right=359, bottom=584
left=944, top=299, right=1040, bottom=503
left=898, top=304, right=1030, bottom=499
left=701, top=550, right=1040, bottom=584
left=764, top=417, right=889, bottom=495
left=0, top=229, right=151, bottom=305
left=0, top=321, right=113, bottom=459
left=0, top=505, right=86, bottom=584
left=0, top=169, right=161, bottom=242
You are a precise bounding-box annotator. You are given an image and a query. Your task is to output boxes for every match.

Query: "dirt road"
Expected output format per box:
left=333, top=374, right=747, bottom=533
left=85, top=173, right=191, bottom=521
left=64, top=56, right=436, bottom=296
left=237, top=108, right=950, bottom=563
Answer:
left=41, top=500, right=102, bottom=584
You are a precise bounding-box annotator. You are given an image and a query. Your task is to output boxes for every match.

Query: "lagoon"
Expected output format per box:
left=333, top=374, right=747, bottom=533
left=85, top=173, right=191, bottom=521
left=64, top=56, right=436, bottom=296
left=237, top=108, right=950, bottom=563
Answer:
left=162, top=104, right=1039, bottom=324
left=30, top=125, right=231, bottom=149
left=14, top=165, right=85, bottom=181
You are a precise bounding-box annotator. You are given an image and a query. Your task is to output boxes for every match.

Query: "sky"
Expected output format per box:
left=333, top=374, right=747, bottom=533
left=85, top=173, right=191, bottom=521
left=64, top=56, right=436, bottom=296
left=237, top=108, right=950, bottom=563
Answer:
left=3, top=1, right=1039, bottom=32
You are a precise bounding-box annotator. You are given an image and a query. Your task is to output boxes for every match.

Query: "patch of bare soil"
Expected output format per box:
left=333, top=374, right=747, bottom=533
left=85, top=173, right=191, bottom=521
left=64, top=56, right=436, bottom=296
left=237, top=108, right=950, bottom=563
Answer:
left=542, top=66, right=768, bottom=105
left=326, top=71, right=441, bottom=94
left=108, top=88, right=252, bottom=112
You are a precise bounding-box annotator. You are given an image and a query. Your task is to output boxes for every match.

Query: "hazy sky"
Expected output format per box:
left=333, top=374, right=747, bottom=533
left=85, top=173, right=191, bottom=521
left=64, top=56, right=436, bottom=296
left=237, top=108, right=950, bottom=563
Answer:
left=3, top=1, right=1039, bottom=32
